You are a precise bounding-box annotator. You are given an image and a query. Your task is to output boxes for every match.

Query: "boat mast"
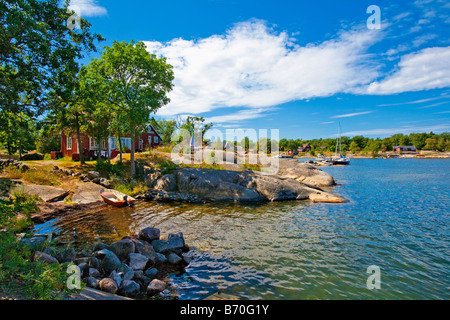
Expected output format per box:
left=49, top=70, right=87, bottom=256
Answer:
left=335, top=123, right=339, bottom=158
left=339, top=122, right=342, bottom=156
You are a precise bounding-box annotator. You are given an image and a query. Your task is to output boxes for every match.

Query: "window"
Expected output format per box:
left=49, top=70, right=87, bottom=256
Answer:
left=90, top=138, right=99, bottom=150
left=67, top=136, right=72, bottom=150
left=109, top=138, right=117, bottom=150
left=154, top=136, right=158, bottom=144
left=101, top=139, right=108, bottom=150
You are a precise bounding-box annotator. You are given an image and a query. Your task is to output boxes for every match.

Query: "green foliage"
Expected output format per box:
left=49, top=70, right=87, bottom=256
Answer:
left=95, top=159, right=127, bottom=178
left=0, top=111, right=37, bottom=155
left=279, top=132, right=450, bottom=154
left=0, top=231, right=77, bottom=300
left=80, top=40, right=174, bottom=175
left=113, top=181, right=147, bottom=196
left=35, top=127, right=61, bottom=154
left=149, top=118, right=178, bottom=145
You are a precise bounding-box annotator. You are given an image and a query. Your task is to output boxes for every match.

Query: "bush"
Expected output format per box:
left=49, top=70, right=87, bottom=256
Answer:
left=0, top=232, right=76, bottom=300
left=113, top=181, right=147, bottom=196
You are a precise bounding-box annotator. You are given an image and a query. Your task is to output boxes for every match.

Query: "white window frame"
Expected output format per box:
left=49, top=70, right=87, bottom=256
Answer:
left=89, top=137, right=99, bottom=150
left=101, top=139, right=108, bottom=150
left=67, top=136, right=72, bottom=150
left=153, top=136, right=158, bottom=144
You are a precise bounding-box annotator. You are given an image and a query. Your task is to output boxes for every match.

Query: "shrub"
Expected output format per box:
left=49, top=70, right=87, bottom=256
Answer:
left=113, top=181, right=147, bottom=196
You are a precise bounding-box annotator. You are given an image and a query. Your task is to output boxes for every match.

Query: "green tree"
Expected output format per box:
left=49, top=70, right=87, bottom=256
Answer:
left=35, top=126, right=60, bottom=154
left=84, top=41, right=174, bottom=176
left=0, top=0, right=103, bottom=116
left=349, top=141, right=361, bottom=154
left=424, top=138, right=438, bottom=151
left=0, top=111, right=36, bottom=156
left=149, top=118, right=178, bottom=146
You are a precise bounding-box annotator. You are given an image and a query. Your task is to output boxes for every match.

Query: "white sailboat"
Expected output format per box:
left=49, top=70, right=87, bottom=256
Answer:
left=331, top=123, right=350, bottom=165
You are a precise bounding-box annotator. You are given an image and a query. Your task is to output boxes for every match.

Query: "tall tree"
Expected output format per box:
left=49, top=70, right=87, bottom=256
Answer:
left=83, top=41, right=174, bottom=176
left=0, top=0, right=103, bottom=116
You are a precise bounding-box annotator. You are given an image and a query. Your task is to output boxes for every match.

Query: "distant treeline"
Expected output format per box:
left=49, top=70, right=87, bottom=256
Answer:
left=279, top=132, right=450, bottom=154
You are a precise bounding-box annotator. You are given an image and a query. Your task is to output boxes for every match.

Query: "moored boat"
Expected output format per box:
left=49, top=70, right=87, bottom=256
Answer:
left=100, top=189, right=135, bottom=207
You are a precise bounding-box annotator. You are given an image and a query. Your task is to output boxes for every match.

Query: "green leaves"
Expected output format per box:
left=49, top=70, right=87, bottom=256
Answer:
left=79, top=40, right=174, bottom=175
left=0, top=0, right=104, bottom=116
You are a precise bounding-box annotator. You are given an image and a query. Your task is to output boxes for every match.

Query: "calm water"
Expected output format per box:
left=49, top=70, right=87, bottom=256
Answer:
left=34, top=159, right=450, bottom=300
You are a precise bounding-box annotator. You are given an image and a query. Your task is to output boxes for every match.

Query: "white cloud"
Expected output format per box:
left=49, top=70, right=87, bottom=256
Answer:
left=366, top=46, right=450, bottom=94
left=331, top=111, right=374, bottom=118
left=205, top=108, right=274, bottom=123
left=69, top=0, right=107, bottom=17
left=377, top=95, right=450, bottom=106
left=144, top=21, right=381, bottom=117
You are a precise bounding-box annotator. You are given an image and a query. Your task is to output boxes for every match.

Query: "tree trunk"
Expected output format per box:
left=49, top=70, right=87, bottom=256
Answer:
left=107, top=136, right=111, bottom=163
left=131, top=128, right=136, bottom=177
left=118, top=134, right=123, bottom=163
left=75, top=113, right=84, bottom=165
left=97, top=135, right=102, bottom=163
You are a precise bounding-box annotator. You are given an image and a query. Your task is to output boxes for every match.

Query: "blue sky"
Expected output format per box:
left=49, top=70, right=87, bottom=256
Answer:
left=70, top=0, right=450, bottom=140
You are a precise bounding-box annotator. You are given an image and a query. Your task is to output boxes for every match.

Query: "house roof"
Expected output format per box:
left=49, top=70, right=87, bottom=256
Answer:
left=147, top=124, right=162, bottom=140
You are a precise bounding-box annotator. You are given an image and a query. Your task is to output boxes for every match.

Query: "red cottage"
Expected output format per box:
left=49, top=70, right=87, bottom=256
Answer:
left=57, top=125, right=162, bottom=160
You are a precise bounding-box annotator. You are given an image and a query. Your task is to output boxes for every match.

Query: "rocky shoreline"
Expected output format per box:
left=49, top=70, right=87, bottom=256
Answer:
left=19, top=226, right=193, bottom=299
left=139, top=159, right=345, bottom=203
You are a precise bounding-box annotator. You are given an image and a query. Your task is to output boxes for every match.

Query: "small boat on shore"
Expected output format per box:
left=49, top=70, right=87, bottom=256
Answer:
left=100, top=189, right=135, bottom=207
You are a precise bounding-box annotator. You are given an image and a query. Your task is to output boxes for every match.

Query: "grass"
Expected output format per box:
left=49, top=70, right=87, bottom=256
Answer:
left=0, top=191, right=81, bottom=300
left=113, top=181, right=147, bottom=196
left=1, top=166, right=61, bottom=186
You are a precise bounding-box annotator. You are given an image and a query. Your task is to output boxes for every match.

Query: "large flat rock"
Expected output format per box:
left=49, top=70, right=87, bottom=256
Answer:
left=71, top=182, right=104, bottom=204
left=67, top=287, right=133, bottom=300
left=151, top=167, right=345, bottom=203
left=12, top=183, right=67, bottom=202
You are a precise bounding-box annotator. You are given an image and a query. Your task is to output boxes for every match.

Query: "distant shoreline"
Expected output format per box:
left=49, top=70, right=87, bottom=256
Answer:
left=295, top=152, right=450, bottom=159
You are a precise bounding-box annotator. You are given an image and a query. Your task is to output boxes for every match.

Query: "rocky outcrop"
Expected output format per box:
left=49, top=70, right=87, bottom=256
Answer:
left=143, top=167, right=345, bottom=203
left=277, top=159, right=336, bottom=187
left=20, top=227, right=192, bottom=300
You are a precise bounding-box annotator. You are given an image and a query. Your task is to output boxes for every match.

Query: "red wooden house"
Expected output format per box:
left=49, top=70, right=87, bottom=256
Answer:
left=57, top=125, right=162, bottom=160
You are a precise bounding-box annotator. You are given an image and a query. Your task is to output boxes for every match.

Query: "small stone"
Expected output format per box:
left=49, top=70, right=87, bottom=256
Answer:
left=182, top=251, right=195, bottom=264
left=156, top=253, right=167, bottom=263
left=84, top=276, right=99, bottom=289
left=92, top=242, right=109, bottom=252
left=96, top=249, right=121, bottom=275
left=99, top=278, right=118, bottom=294
left=109, top=270, right=122, bottom=288
left=144, top=268, right=158, bottom=279
left=89, top=267, right=101, bottom=278
left=138, top=227, right=160, bottom=242
left=120, top=280, right=141, bottom=298
left=146, top=279, right=166, bottom=295
left=109, top=239, right=136, bottom=261
left=33, top=251, right=59, bottom=264
left=55, top=248, right=76, bottom=263
left=117, top=263, right=134, bottom=281
left=133, top=270, right=144, bottom=280
left=166, top=252, right=182, bottom=264
left=128, top=253, right=149, bottom=271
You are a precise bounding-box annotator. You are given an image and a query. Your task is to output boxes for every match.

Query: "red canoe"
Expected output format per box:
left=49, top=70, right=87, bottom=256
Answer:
left=100, top=189, right=135, bottom=207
